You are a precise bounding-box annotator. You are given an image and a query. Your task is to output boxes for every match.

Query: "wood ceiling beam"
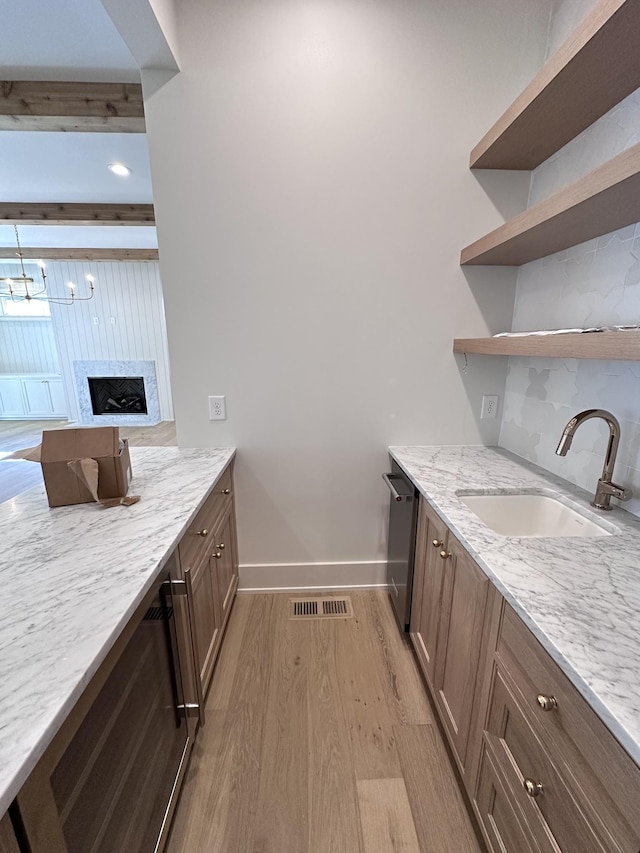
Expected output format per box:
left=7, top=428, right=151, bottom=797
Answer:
left=0, top=248, right=158, bottom=262
left=0, top=81, right=145, bottom=132
left=0, top=203, right=155, bottom=226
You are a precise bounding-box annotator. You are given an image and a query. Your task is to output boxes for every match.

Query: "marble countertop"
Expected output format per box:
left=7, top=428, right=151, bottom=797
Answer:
left=389, top=445, right=640, bottom=767
left=0, top=446, right=235, bottom=816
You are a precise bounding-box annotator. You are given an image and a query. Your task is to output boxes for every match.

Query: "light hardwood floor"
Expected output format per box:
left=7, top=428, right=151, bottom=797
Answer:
left=166, top=591, right=483, bottom=853
left=0, top=420, right=177, bottom=504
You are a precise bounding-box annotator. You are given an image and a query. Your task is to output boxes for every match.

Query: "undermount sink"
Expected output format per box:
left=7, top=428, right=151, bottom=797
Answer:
left=458, top=492, right=612, bottom=538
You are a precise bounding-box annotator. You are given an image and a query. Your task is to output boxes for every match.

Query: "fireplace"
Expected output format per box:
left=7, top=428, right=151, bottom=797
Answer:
left=88, top=376, right=148, bottom=416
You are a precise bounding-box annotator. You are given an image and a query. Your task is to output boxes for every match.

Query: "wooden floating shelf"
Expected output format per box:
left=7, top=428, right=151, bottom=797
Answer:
left=460, top=142, right=640, bottom=266
left=453, top=331, right=640, bottom=360
left=470, top=0, right=640, bottom=170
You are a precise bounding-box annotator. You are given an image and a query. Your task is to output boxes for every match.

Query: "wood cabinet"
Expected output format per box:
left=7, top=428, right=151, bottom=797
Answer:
left=474, top=604, right=640, bottom=853
left=178, top=462, right=238, bottom=698
left=410, top=500, right=449, bottom=687
left=410, top=499, right=492, bottom=776
left=410, top=494, right=640, bottom=853
left=432, top=537, right=491, bottom=772
left=0, top=813, right=20, bottom=853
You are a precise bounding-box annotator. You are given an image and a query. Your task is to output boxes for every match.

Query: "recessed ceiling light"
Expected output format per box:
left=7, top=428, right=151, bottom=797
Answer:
left=108, top=162, right=132, bottom=177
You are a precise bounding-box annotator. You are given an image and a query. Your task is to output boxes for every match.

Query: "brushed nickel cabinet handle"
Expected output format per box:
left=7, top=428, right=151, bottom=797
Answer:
left=536, top=694, right=558, bottom=712
left=167, top=570, right=205, bottom=727
left=196, top=528, right=209, bottom=537
left=523, top=779, right=543, bottom=798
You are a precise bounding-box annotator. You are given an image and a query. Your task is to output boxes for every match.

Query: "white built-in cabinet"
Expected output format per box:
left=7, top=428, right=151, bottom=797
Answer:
left=0, top=375, right=67, bottom=419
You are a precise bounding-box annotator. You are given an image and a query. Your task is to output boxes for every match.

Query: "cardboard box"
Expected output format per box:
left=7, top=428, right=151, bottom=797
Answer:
left=40, top=427, right=132, bottom=508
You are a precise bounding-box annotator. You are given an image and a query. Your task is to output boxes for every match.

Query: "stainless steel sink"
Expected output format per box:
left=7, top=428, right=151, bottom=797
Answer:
left=458, top=492, right=612, bottom=538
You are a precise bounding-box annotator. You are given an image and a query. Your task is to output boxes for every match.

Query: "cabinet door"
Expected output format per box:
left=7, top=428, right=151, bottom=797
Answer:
left=190, top=561, right=219, bottom=692
left=434, top=539, right=490, bottom=769
left=47, top=379, right=68, bottom=416
left=22, top=378, right=53, bottom=415
left=212, top=511, right=238, bottom=626
left=418, top=511, right=449, bottom=687
left=0, top=813, right=20, bottom=853
left=0, top=378, right=26, bottom=416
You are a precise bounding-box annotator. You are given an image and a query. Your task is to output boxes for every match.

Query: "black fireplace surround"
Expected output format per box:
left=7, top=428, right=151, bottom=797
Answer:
left=88, top=376, right=148, bottom=416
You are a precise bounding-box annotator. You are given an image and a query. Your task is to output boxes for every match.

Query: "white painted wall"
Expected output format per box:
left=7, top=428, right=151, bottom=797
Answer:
left=42, top=262, right=174, bottom=422
left=499, top=0, right=640, bottom=517
left=142, top=0, right=552, bottom=584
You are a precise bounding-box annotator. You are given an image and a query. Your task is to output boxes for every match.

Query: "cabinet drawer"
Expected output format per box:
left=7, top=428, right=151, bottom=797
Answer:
left=485, top=667, right=606, bottom=853
left=178, top=466, right=233, bottom=573
left=475, top=741, right=539, bottom=853
left=497, top=604, right=640, bottom=851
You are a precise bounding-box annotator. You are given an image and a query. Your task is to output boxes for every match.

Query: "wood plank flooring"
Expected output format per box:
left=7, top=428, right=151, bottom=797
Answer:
left=0, top=420, right=176, bottom=504
left=166, top=591, right=483, bottom=853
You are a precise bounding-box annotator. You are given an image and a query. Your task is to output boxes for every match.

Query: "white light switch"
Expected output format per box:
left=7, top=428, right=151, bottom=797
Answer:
left=209, top=395, right=226, bottom=420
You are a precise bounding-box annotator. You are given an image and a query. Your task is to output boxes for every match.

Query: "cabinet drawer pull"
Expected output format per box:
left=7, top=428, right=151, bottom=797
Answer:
left=214, top=551, right=222, bottom=559
left=439, top=550, right=451, bottom=560
left=432, top=539, right=443, bottom=548
left=220, top=488, right=231, bottom=495
left=196, top=528, right=209, bottom=537
left=523, top=778, right=543, bottom=798
left=217, top=542, right=225, bottom=550
left=536, top=694, right=558, bottom=712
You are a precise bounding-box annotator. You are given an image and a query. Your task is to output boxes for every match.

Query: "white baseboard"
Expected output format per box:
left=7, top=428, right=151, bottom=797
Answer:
left=238, top=560, right=387, bottom=593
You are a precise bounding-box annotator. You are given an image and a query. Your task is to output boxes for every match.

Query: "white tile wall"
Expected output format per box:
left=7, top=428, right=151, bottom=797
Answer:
left=499, top=0, right=640, bottom=517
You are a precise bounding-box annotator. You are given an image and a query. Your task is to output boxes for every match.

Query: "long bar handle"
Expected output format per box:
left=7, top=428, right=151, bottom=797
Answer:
left=168, top=571, right=205, bottom=727
left=183, top=567, right=205, bottom=727
left=382, top=473, right=410, bottom=502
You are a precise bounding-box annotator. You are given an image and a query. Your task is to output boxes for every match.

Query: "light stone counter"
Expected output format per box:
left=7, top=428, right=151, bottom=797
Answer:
left=389, top=445, right=640, bottom=767
left=0, top=446, right=235, bottom=816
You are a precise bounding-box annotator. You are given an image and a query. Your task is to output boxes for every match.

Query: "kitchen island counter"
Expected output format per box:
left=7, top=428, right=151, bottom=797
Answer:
left=0, top=446, right=235, bottom=816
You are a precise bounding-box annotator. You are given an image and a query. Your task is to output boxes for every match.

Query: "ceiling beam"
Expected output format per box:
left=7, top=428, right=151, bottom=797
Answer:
left=0, top=248, right=158, bottom=261
left=0, top=81, right=145, bottom=132
left=0, top=203, right=155, bottom=226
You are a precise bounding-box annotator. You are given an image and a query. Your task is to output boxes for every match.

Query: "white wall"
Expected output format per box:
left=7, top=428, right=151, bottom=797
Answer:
left=499, top=0, right=640, bottom=517
left=42, top=261, right=174, bottom=422
left=142, top=0, right=552, bottom=585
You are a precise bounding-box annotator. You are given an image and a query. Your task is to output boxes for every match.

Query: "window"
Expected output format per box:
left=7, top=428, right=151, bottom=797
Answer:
left=0, top=297, right=51, bottom=317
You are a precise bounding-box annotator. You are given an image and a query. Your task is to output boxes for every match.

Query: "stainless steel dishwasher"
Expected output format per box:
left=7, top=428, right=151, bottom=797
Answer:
left=383, top=460, right=418, bottom=630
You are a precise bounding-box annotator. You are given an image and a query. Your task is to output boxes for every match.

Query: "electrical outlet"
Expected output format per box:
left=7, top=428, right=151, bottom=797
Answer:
left=208, top=395, right=226, bottom=420
left=481, top=395, right=499, bottom=420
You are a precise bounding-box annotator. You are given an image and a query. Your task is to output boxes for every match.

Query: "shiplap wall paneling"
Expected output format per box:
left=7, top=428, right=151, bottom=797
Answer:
left=45, top=261, right=174, bottom=422
left=0, top=320, right=60, bottom=374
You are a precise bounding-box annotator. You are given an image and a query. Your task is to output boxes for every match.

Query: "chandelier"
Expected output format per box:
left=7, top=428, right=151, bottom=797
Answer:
left=0, top=226, right=95, bottom=305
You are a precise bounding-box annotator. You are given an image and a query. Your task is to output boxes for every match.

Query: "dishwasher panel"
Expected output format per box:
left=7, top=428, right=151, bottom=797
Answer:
left=383, top=460, right=418, bottom=630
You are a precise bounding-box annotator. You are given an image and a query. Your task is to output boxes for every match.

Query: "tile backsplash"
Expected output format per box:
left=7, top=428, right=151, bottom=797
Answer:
left=498, top=3, right=640, bottom=517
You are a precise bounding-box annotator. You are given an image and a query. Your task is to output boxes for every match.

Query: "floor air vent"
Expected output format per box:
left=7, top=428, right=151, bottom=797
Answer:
left=293, top=600, right=318, bottom=617
left=289, top=596, right=353, bottom=620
